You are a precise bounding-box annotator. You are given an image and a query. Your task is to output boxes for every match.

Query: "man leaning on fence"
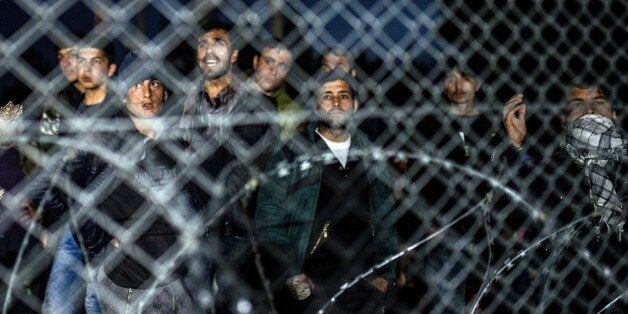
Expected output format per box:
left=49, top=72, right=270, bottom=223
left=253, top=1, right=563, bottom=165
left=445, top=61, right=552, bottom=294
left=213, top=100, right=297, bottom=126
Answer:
left=256, top=69, right=397, bottom=313
left=501, top=83, right=626, bottom=312
left=179, top=21, right=278, bottom=312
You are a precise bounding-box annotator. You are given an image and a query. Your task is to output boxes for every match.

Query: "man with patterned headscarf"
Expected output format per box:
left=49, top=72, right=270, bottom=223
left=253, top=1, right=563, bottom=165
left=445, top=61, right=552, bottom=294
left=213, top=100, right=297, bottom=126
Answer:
left=502, top=83, right=626, bottom=312
left=504, top=84, right=625, bottom=236
left=560, top=114, right=626, bottom=236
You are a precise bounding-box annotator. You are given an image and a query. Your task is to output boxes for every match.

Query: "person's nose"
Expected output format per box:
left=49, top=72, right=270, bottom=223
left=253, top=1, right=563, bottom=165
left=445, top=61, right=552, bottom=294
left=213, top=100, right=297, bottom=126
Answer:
left=455, top=79, right=463, bottom=92
left=141, top=83, right=151, bottom=98
left=60, top=57, right=69, bottom=68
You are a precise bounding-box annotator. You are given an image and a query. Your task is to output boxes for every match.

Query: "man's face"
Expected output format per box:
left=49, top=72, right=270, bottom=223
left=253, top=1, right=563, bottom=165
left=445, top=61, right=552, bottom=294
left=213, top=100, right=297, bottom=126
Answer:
left=316, top=79, right=358, bottom=129
left=77, top=48, right=115, bottom=90
left=565, top=86, right=614, bottom=122
left=58, top=47, right=79, bottom=82
left=125, top=80, right=166, bottom=119
left=321, top=53, right=354, bottom=76
left=196, top=29, right=238, bottom=80
left=444, top=68, right=480, bottom=104
left=252, top=47, right=292, bottom=94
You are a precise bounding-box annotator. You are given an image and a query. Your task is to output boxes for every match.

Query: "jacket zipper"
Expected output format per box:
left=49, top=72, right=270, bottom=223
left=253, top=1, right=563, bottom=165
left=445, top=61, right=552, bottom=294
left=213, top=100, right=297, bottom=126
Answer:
left=459, top=131, right=470, bottom=157
left=126, top=288, right=133, bottom=314
left=310, top=220, right=331, bottom=254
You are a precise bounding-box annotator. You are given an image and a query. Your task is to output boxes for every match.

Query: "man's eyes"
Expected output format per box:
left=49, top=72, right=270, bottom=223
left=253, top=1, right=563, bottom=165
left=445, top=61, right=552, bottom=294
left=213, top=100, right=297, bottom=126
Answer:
left=321, top=94, right=351, bottom=101
left=198, top=39, right=225, bottom=47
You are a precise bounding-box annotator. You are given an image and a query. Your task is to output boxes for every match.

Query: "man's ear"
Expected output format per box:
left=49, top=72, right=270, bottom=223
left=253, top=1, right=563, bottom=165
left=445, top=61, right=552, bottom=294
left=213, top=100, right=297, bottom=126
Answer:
left=107, top=64, right=117, bottom=77
left=350, top=69, right=356, bottom=78
left=253, top=55, right=260, bottom=70
left=230, top=50, right=239, bottom=63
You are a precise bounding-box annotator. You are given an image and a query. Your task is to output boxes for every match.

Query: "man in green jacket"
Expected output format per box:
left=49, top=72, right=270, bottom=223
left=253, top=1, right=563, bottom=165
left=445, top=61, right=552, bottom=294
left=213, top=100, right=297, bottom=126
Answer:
left=256, top=69, right=397, bottom=313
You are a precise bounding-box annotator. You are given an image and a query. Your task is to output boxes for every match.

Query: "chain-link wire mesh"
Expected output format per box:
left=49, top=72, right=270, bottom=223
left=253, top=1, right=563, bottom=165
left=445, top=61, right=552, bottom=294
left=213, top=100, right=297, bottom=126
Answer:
left=1, top=0, right=627, bottom=313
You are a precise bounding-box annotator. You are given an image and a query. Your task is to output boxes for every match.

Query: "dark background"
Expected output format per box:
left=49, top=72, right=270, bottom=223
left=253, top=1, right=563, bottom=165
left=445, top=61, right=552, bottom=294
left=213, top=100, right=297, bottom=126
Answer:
left=1, top=0, right=626, bottom=124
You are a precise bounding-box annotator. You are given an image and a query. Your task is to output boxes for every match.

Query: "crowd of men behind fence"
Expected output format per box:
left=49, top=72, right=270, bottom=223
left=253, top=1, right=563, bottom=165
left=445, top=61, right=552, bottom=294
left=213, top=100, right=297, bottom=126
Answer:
left=0, top=19, right=626, bottom=314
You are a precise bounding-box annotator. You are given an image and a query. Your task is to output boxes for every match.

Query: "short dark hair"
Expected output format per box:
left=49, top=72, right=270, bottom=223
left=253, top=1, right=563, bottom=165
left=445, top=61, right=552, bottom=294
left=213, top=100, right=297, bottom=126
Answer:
left=257, top=37, right=290, bottom=55
left=199, top=21, right=241, bottom=49
left=569, top=81, right=608, bottom=99
left=77, top=37, right=117, bottom=66
left=444, top=56, right=480, bottom=80
left=52, top=30, right=89, bottom=53
left=320, top=47, right=355, bottom=69
left=315, top=68, right=358, bottom=99
left=201, top=20, right=232, bottom=34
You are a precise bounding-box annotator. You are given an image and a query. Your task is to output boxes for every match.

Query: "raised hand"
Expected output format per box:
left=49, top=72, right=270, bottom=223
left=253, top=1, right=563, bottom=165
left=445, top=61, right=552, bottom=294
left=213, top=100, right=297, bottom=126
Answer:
left=502, top=94, right=527, bottom=148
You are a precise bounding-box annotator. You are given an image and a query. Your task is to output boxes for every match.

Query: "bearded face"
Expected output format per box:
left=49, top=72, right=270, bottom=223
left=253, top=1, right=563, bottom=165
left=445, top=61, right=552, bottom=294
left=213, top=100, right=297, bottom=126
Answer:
left=196, top=29, right=238, bottom=81
left=315, top=79, right=358, bottom=129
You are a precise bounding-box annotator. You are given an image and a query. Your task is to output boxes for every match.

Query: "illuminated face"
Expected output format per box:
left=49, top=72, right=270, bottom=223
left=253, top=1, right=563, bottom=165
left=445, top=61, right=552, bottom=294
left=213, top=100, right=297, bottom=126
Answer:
left=77, top=48, right=115, bottom=90
left=58, top=47, right=79, bottom=82
left=321, top=53, right=353, bottom=75
left=125, top=79, right=166, bottom=119
left=444, top=68, right=480, bottom=104
left=316, top=79, right=358, bottom=128
left=565, top=86, right=614, bottom=122
left=196, top=29, right=238, bottom=80
left=252, top=47, right=292, bottom=94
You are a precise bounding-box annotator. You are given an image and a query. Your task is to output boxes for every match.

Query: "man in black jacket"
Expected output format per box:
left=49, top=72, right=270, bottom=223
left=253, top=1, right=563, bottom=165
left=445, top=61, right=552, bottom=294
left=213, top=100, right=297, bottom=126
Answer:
left=72, top=53, right=203, bottom=313
left=181, top=21, right=278, bottom=312
left=500, top=84, right=626, bottom=312
left=39, top=39, right=117, bottom=314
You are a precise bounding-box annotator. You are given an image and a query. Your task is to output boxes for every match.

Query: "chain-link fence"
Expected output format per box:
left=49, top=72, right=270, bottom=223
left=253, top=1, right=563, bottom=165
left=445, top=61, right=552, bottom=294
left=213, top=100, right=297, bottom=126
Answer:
left=1, top=0, right=627, bottom=313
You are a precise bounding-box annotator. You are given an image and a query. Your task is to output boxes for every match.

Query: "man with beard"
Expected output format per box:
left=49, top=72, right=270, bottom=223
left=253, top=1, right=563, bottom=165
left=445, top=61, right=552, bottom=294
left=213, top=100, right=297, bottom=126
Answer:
left=501, top=84, right=626, bottom=312
left=180, top=21, right=277, bottom=312
left=256, top=69, right=397, bottom=313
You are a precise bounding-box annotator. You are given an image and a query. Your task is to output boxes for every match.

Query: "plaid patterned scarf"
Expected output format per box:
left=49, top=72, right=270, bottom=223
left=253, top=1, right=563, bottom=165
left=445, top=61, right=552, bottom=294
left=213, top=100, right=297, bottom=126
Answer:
left=561, top=114, right=626, bottom=239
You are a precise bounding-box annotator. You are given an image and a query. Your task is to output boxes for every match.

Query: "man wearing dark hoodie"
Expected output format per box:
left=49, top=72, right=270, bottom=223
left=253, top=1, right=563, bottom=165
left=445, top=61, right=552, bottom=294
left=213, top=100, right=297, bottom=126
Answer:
left=70, top=52, right=203, bottom=313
